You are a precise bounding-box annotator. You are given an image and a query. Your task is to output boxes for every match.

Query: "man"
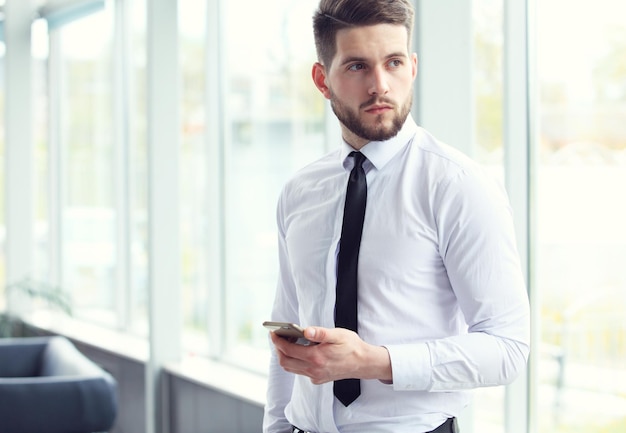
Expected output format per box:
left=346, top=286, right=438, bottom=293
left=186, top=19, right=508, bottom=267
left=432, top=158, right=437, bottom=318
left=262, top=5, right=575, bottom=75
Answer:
left=264, top=0, right=530, bottom=432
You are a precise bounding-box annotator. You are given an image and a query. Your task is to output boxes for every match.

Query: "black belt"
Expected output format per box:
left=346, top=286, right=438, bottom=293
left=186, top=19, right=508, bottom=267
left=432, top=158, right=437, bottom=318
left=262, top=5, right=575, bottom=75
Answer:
left=292, top=417, right=457, bottom=433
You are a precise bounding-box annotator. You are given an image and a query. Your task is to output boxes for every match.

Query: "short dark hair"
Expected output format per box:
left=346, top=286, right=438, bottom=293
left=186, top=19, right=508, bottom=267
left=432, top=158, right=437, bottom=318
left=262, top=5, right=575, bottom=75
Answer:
left=313, top=0, right=415, bottom=67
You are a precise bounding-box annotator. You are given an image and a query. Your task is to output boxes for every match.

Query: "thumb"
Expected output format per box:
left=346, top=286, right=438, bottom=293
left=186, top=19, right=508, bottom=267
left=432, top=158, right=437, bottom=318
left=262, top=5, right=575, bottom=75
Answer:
left=304, top=326, right=337, bottom=344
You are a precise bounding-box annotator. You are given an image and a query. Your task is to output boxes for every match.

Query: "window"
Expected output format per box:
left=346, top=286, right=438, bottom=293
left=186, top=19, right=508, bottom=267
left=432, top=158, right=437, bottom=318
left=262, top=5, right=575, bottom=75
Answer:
left=123, top=0, right=149, bottom=337
left=0, top=30, right=4, bottom=308
left=179, top=0, right=211, bottom=353
left=52, top=8, right=118, bottom=326
left=534, top=1, right=626, bottom=431
left=29, top=0, right=150, bottom=334
left=471, top=3, right=507, bottom=432
left=219, top=0, right=325, bottom=370
left=177, top=0, right=326, bottom=369
left=32, top=18, right=50, bottom=291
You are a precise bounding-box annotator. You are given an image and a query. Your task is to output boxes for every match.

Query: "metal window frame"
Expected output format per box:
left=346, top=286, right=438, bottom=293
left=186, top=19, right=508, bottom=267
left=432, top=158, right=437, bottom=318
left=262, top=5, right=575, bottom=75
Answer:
left=38, top=0, right=106, bottom=31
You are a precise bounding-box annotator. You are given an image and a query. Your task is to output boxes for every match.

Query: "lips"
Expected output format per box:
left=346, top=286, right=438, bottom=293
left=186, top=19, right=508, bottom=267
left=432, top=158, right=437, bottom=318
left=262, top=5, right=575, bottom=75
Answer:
left=361, top=97, right=395, bottom=113
left=365, top=104, right=393, bottom=114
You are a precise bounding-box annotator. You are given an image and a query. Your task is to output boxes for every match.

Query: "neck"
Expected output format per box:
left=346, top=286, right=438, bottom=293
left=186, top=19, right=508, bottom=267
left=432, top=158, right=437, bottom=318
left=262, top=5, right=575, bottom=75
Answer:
left=341, top=127, right=369, bottom=151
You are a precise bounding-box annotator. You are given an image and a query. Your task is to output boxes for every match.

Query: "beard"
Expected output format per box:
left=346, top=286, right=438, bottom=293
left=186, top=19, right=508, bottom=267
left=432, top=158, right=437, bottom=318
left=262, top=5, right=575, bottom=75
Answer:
left=329, top=90, right=413, bottom=143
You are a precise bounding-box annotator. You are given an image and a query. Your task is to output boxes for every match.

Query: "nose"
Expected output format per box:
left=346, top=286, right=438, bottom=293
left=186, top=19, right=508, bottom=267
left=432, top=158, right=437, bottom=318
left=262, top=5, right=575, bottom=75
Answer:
left=368, top=66, right=390, bottom=96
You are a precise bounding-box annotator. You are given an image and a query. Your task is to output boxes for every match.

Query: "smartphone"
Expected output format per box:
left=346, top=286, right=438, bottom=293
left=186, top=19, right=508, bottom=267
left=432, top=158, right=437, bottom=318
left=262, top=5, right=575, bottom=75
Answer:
left=263, top=321, right=316, bottom=346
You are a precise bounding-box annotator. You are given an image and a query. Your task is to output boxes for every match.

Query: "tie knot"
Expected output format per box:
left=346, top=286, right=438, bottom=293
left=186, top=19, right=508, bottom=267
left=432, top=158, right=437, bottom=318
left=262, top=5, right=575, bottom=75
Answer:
left=350, top=151, right=366, bottom=168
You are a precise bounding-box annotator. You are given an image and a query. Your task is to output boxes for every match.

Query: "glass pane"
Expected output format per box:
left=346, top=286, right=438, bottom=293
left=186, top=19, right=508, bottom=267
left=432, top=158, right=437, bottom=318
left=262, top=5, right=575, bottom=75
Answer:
left=128, top=0, right=149, bottom=337
left=0, top=40, right=4, bottom=307
left=222, top=0, right=326, bottom=370
left=535, top=1, right=626, bottom=432
left=471, top=1, right=507, bottom=432
left=474, top=0, right=504, bottom=171
left=33, top=18, right=51, bottom=287
left=57, top=9, right=117, bottom=326
left=179, top=0, right=210, bottom=352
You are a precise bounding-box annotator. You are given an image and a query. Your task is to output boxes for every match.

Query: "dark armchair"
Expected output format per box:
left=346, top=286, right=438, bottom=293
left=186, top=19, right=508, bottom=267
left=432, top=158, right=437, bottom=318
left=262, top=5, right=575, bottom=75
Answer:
left=0, top=336, right=118, bottom=433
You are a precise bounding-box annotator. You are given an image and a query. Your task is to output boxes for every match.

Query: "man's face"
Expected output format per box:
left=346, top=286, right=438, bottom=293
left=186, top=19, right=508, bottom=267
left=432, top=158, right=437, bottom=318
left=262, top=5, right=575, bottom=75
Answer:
left=313, top=24, right=418, bottom=149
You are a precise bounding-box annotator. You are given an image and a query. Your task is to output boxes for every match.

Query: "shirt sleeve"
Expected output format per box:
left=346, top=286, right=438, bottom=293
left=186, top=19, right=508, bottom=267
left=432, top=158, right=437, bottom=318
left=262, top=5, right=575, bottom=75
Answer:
left=263, top=192, right=300, bottom=433
left=387, top=166, right=530, bottom=391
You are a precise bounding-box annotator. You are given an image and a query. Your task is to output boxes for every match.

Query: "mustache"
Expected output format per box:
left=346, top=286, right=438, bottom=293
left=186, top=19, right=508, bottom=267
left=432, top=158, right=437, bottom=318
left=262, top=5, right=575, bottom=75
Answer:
left=360, top=96, right=395, bottom=110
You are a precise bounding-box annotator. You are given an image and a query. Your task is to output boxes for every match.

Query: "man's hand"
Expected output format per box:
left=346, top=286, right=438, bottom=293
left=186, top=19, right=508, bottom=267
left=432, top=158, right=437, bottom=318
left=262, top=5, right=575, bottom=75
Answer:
left=270, top=326, right=392, bottom=384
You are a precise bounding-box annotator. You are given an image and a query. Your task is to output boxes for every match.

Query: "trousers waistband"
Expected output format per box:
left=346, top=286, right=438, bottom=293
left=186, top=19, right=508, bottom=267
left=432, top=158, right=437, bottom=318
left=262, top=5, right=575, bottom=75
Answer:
left=292, top=417, right=457, bottom=433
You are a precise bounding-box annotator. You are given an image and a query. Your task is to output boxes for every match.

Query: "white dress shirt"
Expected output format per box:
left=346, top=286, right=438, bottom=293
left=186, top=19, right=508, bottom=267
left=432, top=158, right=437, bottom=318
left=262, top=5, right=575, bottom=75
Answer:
left=263, top=116, right=530, bottom=433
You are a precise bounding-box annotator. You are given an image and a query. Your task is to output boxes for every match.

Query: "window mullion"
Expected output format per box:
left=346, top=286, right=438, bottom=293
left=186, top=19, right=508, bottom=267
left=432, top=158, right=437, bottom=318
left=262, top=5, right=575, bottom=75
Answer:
left=503, top=0, right=533, bottom=432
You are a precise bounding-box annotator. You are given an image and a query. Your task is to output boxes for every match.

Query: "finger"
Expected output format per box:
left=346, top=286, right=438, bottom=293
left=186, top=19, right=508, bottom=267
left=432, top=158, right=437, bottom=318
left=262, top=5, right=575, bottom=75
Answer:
left=304, top=326, right=337, bottom=344
left=269, top=331, right=293, bottom=354
left=271, top=331, right=313, bottom=360
left=274, top=344, right=313, bottom=376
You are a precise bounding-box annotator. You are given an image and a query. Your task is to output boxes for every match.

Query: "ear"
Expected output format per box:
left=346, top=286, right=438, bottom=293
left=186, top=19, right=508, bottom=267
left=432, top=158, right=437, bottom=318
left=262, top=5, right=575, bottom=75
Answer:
left=312, top=62, right=331, bottom=99
left=411, top=53, right=418, bottom=80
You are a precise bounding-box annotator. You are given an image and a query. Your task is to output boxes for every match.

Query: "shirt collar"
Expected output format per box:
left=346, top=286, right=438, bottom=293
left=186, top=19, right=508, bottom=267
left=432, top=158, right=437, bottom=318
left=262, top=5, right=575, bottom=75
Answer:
left=340, top=115, right=419, bottom=171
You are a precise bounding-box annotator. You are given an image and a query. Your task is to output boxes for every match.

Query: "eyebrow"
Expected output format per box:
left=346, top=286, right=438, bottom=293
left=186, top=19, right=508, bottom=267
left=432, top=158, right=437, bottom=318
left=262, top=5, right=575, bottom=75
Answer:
left=338, top=52, right=408, bottom=67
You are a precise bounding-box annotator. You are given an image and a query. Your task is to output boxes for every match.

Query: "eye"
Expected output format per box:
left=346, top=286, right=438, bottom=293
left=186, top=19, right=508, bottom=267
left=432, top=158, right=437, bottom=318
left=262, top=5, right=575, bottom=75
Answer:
left=348, top=63, right=366, bottom=72
left=388, top=59, right=403, bottom=68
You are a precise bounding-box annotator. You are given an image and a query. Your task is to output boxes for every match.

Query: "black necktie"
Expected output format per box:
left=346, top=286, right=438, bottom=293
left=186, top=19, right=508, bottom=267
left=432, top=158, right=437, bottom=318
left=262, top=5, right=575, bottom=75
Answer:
left=334, top=151, right=367, bottom=406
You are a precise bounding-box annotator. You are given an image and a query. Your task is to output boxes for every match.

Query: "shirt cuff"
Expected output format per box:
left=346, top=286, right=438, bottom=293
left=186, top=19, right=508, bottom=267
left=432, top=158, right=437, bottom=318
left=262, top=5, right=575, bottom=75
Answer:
left=385, top=343, right=432, bottom=391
